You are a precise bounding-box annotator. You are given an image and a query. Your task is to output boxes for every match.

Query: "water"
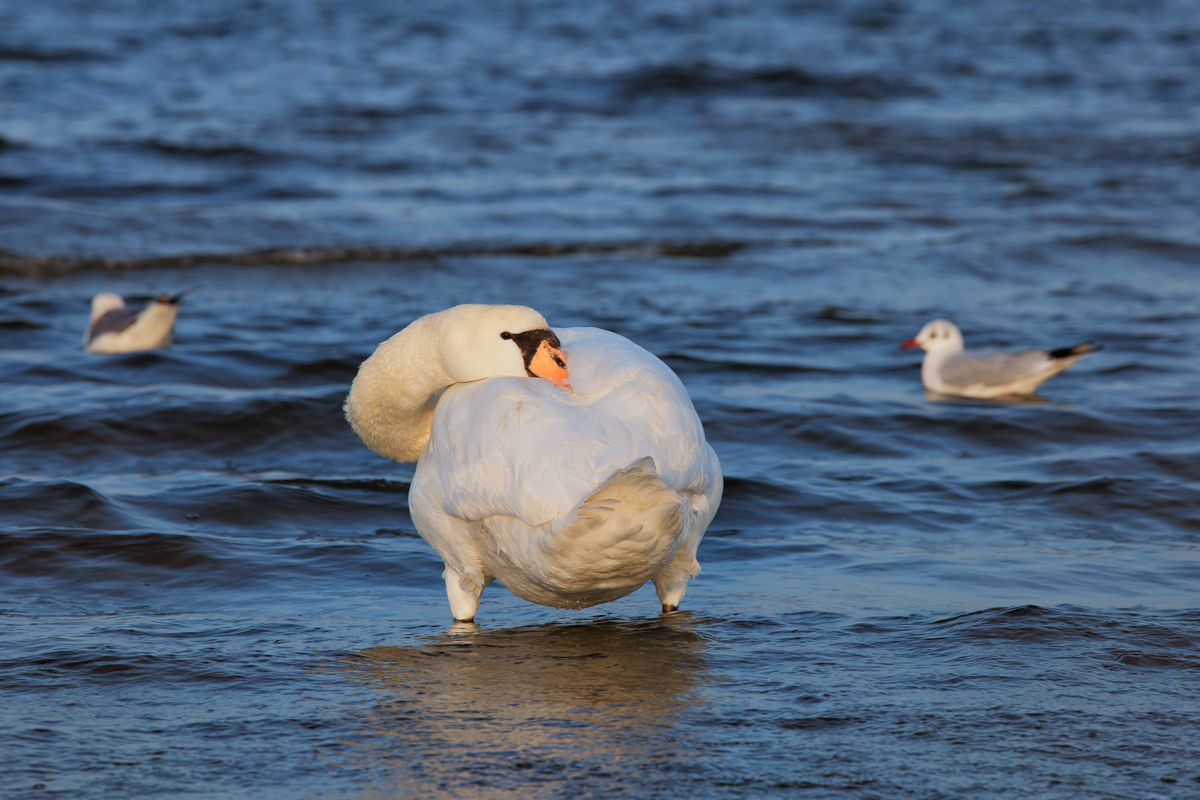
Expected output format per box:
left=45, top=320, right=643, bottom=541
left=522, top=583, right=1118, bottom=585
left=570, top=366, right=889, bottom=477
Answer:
left=2, top=1, right=1200, bottom=797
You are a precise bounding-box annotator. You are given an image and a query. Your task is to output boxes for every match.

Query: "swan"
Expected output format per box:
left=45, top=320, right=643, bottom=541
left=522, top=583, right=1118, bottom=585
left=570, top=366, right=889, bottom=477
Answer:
left=902, top=319, right=1096, bottom=398
left=344, top=304, right=722, bottom=622
left=84, top=292, right=183, bottom=354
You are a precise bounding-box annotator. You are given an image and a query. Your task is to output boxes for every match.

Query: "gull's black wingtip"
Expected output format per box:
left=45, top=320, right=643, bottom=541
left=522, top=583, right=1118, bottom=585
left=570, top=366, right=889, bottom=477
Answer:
left=166, top=286, right=199, bottom=304
left=133, top=287, right=197, bottom=305
left=1049, top=342, right=1101, bottom=360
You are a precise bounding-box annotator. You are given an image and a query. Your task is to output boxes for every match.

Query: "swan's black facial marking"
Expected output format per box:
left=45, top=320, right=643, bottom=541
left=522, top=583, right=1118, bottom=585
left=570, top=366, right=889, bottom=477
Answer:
left=505, top=328, right=562, bottom=376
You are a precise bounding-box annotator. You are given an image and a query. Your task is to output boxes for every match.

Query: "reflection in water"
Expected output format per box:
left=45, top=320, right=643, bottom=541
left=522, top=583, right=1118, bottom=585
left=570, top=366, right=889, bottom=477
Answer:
left=925, top=390, right=1055, bottom=406
left=334, top=615, right=712, bottom=797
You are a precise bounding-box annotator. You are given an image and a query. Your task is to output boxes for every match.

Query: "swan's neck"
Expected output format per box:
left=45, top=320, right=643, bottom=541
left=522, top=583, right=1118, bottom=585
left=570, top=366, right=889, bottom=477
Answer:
left=344, top=315, right=453, bottom=463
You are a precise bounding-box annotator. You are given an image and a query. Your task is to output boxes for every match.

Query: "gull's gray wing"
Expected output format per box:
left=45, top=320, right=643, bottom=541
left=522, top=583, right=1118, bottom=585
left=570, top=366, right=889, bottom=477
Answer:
left=86, top=306, right=142, bottom=342
left=939, top=349, right=1053, bottom=388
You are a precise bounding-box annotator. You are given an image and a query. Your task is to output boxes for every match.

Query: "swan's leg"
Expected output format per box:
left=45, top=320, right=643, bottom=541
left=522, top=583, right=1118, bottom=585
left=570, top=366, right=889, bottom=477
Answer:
left=443, top=566, right=483, bottom=622
left=653, top=556, right=699, bottom=615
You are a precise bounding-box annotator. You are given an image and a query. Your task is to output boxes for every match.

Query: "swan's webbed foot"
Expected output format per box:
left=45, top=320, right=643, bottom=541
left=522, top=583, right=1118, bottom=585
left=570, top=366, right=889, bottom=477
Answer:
left=661, top=603, right=679, bottom=614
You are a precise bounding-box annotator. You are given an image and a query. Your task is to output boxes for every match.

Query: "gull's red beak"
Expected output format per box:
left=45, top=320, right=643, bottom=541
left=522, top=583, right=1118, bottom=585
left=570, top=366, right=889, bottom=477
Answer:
left=529, top=340, right=571, bottom=389
left=900, top=339, right=921, bottom=350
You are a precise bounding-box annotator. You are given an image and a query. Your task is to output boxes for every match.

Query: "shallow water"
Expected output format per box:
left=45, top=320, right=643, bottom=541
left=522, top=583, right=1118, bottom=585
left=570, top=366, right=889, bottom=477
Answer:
left=3, top=0, right=1200, bottom=798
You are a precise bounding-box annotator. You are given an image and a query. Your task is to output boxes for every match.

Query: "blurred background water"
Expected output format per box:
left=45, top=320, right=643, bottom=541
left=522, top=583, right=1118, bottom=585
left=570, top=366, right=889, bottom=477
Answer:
left=2, top=1, right=1199, bottom=797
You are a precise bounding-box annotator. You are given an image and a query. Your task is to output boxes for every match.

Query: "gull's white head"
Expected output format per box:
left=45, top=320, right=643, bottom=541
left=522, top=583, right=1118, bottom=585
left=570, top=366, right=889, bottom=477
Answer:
left=901, top=319, right=964, bottom=354
left=89, top=292, right=125, bottom=323
left=437, top=304, right=570, bottom=389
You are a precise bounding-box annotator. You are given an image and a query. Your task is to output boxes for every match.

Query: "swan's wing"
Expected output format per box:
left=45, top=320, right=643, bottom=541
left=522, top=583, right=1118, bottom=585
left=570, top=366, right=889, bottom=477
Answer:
left=419, top=327, right=718, bottom=530
left=938, top=348, right=1054, bottom=389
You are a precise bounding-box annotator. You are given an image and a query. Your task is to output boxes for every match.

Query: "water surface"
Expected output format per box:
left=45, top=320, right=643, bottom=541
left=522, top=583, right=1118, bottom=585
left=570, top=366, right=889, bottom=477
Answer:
left=3, top=0, right=1200, bottom=797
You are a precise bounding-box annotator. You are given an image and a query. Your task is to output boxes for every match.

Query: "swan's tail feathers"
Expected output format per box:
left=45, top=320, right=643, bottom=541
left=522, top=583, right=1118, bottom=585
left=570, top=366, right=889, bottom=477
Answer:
left=491, top=457, right=684, bottom=608
left=572, top=456, right=672, bottom=522
left=557, top=457, right=684, bottom=572
left=472, top=458, right=687, bottom=609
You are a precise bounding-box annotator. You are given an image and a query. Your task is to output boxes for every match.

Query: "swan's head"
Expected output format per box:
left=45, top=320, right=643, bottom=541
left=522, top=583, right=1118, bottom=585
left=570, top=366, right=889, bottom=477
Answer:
left=345, top=303, right=571, bottom=463
left=439, top=304, right=570, bottom=389
left=901, top=319, right=963, bottom=354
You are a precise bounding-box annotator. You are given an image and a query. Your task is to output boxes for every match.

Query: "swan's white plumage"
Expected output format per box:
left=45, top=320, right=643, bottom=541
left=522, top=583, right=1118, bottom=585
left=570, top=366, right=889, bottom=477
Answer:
left=412, top=327, right=721, bottom=615
left=421, top=329, right=712, bottom=529
left=346, top=309, right=721, bottom=621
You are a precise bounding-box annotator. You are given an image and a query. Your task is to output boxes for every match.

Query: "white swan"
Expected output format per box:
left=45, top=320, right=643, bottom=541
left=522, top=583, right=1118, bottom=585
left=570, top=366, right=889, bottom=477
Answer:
left=902, top=319, right=1096, bottom=398
left=84, top=292, right=181, bottom=354
left=345, top=304, right=722, bottom=622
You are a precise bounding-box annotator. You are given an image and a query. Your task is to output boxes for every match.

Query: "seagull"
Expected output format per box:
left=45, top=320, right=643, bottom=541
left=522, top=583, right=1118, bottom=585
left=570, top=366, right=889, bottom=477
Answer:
left=901, top=319, right=1097, bottom=398
left=84, top=291, right=186, bottom=354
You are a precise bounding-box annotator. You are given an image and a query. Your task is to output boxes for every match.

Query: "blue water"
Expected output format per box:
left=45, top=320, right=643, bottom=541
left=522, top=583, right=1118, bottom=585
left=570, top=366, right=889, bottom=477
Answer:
left=3, top=1, right=1200, bottom=797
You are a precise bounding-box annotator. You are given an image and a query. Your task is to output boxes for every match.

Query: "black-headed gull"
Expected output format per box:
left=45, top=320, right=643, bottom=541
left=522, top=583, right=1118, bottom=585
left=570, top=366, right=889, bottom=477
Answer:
left=84, top=292, right=184, bottom=354
left=901, top=319, right=1096, bottom=398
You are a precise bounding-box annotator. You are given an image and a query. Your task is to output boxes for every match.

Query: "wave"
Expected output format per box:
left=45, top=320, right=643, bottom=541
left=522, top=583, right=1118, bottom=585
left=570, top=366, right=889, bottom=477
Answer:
left=0, top=45, right=109, bottom=63
left=930, top=605, right=1200, bottom=656
left=614, top=62, right=932, bottom=102
left=0, top=527, right=223, bottom=576
left=0, top=239, right=755, bottom=278
left=141, top=139, right=280, bottom=162
left=0, top=479, right=135, bottom=531
left=662, top=352, right=840, bottom=376
left=0, top=391, right=352, bottom=468
left=1064, top=233, right=1200, bottom=256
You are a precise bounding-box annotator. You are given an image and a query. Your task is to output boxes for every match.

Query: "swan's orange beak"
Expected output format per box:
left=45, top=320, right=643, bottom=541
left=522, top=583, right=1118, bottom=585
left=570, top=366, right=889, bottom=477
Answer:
left=530, top=341, right=571, bottom=389
left=900, top=338, right=921, bottom=350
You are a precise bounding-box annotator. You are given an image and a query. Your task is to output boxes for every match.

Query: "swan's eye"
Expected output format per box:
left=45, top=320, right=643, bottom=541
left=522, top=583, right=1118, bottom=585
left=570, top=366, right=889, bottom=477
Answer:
left=500, top=331, right=512, bottom=340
